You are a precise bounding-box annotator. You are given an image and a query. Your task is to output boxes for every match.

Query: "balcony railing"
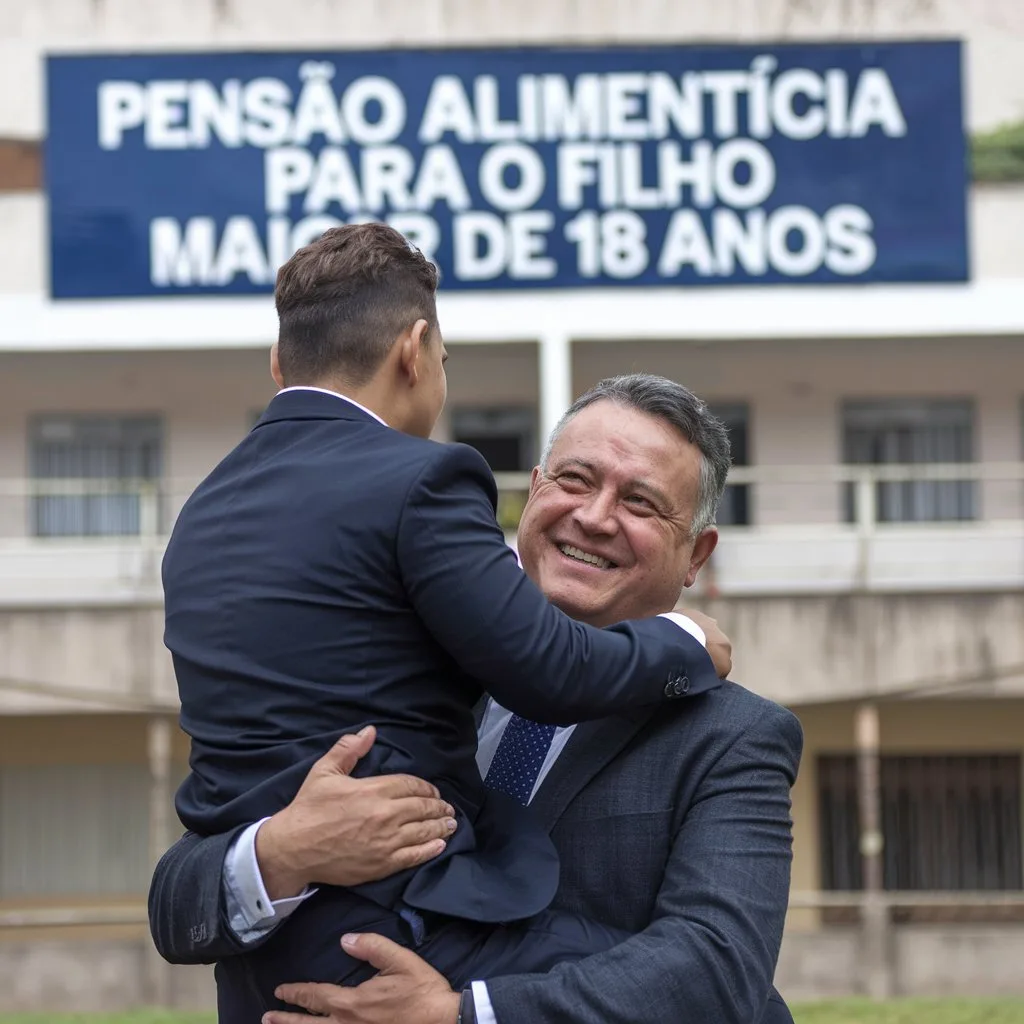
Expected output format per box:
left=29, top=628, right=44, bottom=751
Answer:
left=0, top=462, right=1022, bottom=604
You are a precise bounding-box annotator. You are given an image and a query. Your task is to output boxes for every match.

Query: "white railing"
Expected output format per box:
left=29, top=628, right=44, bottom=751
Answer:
left=0, top=463, right=1022, bottom=603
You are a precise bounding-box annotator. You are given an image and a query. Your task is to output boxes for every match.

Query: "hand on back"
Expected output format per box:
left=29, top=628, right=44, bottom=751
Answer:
left=256, top=726, right=457, bottom=898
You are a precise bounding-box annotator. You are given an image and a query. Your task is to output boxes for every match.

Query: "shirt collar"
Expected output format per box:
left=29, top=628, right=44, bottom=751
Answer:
left=276, top=386, right=388, bottom=427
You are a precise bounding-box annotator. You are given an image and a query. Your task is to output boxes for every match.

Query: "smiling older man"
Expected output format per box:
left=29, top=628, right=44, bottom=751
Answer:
left=150, top=374, right=802, bottom=1024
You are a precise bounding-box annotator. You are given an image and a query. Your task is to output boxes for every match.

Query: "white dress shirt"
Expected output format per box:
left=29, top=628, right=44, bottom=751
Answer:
left=223, top=613, right=705, bottom=1021
left=275, top=385, right=389, bottom=426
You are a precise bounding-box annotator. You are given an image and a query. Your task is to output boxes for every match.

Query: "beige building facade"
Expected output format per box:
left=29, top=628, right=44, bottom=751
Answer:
left=0, top=0, right=1022, bottom=1011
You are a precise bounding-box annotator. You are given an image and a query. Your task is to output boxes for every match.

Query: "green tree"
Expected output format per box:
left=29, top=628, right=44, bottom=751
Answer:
left=971, top=121, right=1024, bottom=182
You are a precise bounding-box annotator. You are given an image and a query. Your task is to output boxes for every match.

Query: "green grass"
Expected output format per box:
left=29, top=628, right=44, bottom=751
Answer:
left=0, top=1015, right=215, bottom=1024
left=1, top=1002, right=1023, bottom=1024
left=794, top=999, right=1024, bottom=1024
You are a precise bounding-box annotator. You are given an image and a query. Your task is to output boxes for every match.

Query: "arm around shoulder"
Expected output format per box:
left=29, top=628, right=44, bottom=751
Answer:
left=396, top=444, right=718, bottom=723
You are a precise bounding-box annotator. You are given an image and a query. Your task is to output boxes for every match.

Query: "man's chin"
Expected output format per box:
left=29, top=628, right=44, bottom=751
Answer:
left=542, top=583, right=611, bottom=626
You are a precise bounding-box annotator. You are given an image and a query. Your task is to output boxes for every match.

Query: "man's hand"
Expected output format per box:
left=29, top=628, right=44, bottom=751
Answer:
left=678, top=607, right=732, bottom=678
left=262, top=933, right=460, bottom=1024
left=255, top=726, right=457, bottom=899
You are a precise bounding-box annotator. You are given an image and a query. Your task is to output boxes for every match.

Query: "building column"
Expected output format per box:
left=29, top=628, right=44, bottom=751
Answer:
left=855, top=701, right=893, bottom=1000
left=147, top=714, right=174, bottom=1007
left=538, top=332, right=573, bottom=452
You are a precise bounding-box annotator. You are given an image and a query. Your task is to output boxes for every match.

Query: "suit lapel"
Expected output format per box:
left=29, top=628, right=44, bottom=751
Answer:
left=528, top=666, right=723, bottom=832
left=529, top=707, right=655, bottom=833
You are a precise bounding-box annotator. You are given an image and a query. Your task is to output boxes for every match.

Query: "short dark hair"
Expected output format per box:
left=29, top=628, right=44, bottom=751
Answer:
left=274, top=223, right=440, bottom=386
left=542, top=374, right=731, bottom=535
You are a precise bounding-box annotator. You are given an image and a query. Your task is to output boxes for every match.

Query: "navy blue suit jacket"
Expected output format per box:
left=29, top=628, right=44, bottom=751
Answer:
left=162, top=389, right=717, bottom=925
left=149, top=683, right=802, bottom=1024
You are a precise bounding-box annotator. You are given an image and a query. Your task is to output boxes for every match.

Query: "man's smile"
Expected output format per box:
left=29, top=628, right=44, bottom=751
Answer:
left=556, top=542, right=618, bottom=570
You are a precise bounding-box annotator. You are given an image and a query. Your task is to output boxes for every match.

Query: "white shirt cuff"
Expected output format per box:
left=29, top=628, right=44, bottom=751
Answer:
left=657, top=612, right=707, bottom=647
left=472, top=981, right=497, bottom=1024
left=223, top=817, right=317, bottom=944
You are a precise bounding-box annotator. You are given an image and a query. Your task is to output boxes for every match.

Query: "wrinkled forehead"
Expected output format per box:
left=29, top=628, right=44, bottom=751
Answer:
left=548, top=401, right=702, bottom=496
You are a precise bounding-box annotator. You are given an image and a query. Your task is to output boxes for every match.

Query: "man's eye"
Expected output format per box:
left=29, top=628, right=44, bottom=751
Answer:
left=625, top=494, right=653, bottom=510
left=559, top=473, right=587, bottom=486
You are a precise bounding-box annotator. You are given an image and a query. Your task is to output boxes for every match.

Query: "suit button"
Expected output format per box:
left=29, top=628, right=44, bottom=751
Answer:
left=664, top=675, right=691, bottom=697
left=664, top=671, right=688, bottom=698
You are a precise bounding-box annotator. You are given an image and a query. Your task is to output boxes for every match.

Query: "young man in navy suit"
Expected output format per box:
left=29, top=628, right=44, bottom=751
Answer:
left=160, top=226, right=728, bottom=1019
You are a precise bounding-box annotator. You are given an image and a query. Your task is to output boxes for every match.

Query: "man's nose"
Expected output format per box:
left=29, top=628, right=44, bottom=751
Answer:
left=572, top=491, right=618, bottom=535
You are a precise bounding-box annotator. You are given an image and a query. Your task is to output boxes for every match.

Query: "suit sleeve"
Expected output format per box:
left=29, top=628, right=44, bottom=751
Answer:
left=485, top=704, right=804, bottom=1024
left=395, top=443, right=716, bottom=725
left=148, top=828, right=253, bottom=965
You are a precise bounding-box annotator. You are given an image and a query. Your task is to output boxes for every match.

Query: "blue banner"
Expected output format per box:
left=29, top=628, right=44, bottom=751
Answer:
left=45, top=42, right=967, bottom=298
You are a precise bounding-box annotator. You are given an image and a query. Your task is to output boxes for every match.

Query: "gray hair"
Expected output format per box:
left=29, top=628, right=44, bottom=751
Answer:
left=540, top=374, right=731, bottom=536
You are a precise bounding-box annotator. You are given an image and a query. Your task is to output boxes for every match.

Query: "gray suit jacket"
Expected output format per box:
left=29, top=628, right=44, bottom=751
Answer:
left=149, top=681, right=802, bottom=1024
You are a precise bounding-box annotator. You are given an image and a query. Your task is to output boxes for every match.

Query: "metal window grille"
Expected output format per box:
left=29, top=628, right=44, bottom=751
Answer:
left=818, top=753, right=1023, bottom=893
left=28, top=416, right=163, bottom=537
left=842, top=399, right=975, bottom=522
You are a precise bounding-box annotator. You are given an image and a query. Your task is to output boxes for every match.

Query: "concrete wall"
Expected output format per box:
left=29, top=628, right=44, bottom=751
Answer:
left=0, top=608, right=176, bottom=711
left=2, top=921, right=1024, bottom=1011
left=1, top=590, right=1021, bottom=712
left=712, top=592, right=1024, bottom=706
left=0, top=938, right=214, bottom=1013
left=777, top=925, right=1024, bottom=1001
left=1, top=0, right=1022, bottom=137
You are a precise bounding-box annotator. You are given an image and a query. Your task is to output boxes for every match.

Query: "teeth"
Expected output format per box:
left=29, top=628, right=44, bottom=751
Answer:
left=559, top=544, right=613, bottom=569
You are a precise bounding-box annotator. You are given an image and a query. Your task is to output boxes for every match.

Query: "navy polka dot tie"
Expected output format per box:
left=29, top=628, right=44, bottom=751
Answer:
left=484, top=715, right=558, bottom=806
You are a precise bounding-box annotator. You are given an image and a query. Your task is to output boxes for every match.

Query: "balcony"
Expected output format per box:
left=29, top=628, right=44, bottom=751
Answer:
left=0, top=462, right=1023, bottom=607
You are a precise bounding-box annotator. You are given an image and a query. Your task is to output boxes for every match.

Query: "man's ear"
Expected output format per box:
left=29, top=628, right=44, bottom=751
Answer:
left=396, top=319, right=431, bottom=386
left=683, top=528, right=718, bottom=589
left=528, top=465, right=543, bottom=495
left=270, top=341, right=285, bottom=389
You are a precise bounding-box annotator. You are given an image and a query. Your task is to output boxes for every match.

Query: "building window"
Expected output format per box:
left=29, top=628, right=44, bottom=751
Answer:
left=710, top=402, right=750, bottom=526
left=28, top=416, right=163, bottom=537
left=842, top=399, right=975, bottom=522
left=452, top=407, right=536, bottom=533
left=451, top=406, right=537, bottom=473
left=818, top=753, right=1023, bottom=897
